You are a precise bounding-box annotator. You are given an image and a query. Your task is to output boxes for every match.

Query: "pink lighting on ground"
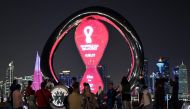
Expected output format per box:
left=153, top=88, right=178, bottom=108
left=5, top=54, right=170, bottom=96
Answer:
left=32, top=52, right=43, bottom=91
left=75, top=19, right=108, bottom=94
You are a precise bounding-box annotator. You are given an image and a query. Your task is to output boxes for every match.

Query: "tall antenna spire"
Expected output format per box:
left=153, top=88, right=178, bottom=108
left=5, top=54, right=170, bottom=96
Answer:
left=32, top=52, right=43, bottom=91
left=181, top=61, right=184, bottom=65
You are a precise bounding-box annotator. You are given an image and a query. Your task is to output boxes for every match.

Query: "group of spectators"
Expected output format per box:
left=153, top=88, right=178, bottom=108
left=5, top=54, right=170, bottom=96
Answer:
left=64, top=76, right=134, bottom=109
left=154, top=75, right=179, bottom=109
left=9, top=80, right=52, bottom=109
left=8, top=75, right=156, bottom=109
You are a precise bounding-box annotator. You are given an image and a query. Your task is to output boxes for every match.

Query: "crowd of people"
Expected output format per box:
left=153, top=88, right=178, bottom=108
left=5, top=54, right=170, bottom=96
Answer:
left=6, top=75, right=179, bottom=109
left=154, top=76, right=179, bottom=109
left=7, top=76, right=137, bottom=109
left=64, top=76, right=137, bottom=109
left=8, top=79, right=53, bottom=109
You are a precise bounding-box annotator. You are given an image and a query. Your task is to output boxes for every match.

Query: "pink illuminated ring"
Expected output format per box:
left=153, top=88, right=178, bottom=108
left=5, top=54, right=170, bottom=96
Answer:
left=41, top=6, right=144, bottom=89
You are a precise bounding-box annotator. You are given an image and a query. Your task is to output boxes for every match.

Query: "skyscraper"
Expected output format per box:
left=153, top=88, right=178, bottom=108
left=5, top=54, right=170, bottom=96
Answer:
left=32, top=52, right=43, bottom=91
left=97, top=65, right=105, bottom=91
left=156, top=57, right=170, bottom=78
left=156, top=58, right=164, bottom=74
left=58, top=71, right=72, bottom=86
left=172, top=66, right=179, bottom=79
left=143, top=58, right=149, bottom=86
left=97, top=65, right=111, bottom=92
left=156, top=57, right=170, bottom=94
left=178, top=62, right=188, bottom=96
left=5, top=61, right=14, bottom=96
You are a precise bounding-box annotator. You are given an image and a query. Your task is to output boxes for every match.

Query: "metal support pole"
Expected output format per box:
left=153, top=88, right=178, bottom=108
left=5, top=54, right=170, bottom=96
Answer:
left=167, top=94, right=168, bottom=109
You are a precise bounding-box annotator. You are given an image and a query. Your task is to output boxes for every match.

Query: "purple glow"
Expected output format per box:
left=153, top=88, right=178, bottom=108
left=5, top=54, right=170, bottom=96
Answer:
left=32, top=52, right=43, bottom=91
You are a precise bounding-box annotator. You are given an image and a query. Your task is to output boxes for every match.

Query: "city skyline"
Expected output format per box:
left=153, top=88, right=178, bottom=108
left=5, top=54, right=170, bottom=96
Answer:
left=0, top=1, right=189, bottom=84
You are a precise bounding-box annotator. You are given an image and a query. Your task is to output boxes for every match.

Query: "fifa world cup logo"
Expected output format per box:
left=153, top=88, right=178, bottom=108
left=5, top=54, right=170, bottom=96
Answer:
left=84, top=26, right=93, bottom=44
left=75, top=19, right=108, bottom=93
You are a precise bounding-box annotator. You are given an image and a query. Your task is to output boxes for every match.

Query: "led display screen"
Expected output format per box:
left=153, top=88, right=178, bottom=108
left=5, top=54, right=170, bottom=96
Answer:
left=75, top=19, right=108, bottom=93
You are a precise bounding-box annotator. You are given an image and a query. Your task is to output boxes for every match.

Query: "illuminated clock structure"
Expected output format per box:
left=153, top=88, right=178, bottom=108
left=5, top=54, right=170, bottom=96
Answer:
left=41, top=6, right=144, bottom=94
left=51, top=85, right=68, bottom=108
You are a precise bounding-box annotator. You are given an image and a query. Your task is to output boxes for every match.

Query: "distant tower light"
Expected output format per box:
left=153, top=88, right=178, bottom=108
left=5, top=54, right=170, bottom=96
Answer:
left=32, top=52, right=43, bottom=91
left=156, top=62, right=164, bottom=73
left=62, top=70, right=70, bottom=75
left=8, top=61, right=13, bottom=67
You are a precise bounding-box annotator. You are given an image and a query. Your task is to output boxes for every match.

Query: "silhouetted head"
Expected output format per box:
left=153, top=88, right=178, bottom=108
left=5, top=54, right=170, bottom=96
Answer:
left=41, top=82, right=46, bottom=89
left=13, top=80, right=17, bottom=84
left=108, top=82, right=113, bottom=89
left=15, top=84, right=21, bottom=90
left=72, top=77, right=77, bottom=82
left=28, top=81, right=33, bottom=86
left=121, top=76, right=129, bottom=85
left=84, top=83, right=90, bottom=92
left=72, top=82, right=79, bottom=92
left=31, top=90, right=35, bottom=95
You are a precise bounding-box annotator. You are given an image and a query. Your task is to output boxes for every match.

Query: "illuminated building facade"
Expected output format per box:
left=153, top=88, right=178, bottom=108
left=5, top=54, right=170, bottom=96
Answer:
left=14, top=75, right=33, bottom=90
left=97, top=65, right=111, bottom=92
left=172, top=66, right=179, bottom=79
left=154, top=57, right=170, bottom=94
left=59, top=72, right=72, bottom=86
left=59, top=71, right=82, bottom=87
left=178, top=62, right=188, bottom=96
left=32, top=52, right=43, bottom=91
left=143, top=58, right=149, bottom=86
left=156, top=57, right=170, bottom=78
left=5, top=61, right=14, bottom=96
left=0, top=81, right=4, bottom=99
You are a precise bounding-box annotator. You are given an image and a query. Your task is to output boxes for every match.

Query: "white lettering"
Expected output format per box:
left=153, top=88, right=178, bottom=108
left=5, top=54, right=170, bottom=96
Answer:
left=85, top=54, right=95, bottom=57
left=87, top=79, right=91, bottom=82
left=87, top=75, right=93, bottom=79
left=80, top=44, right=99, bottom=51
left=84, top=26, right=93, bottom=43
left=89, top=84, right=94, bottom=87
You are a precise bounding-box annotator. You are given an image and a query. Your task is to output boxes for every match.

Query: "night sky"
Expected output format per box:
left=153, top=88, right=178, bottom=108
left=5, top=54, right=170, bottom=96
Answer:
left=0, top=1, right=189, bottom=84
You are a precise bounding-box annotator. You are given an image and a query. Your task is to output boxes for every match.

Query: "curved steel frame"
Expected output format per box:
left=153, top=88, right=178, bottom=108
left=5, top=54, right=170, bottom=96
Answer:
left=41, top=6, right=144, bottom=89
